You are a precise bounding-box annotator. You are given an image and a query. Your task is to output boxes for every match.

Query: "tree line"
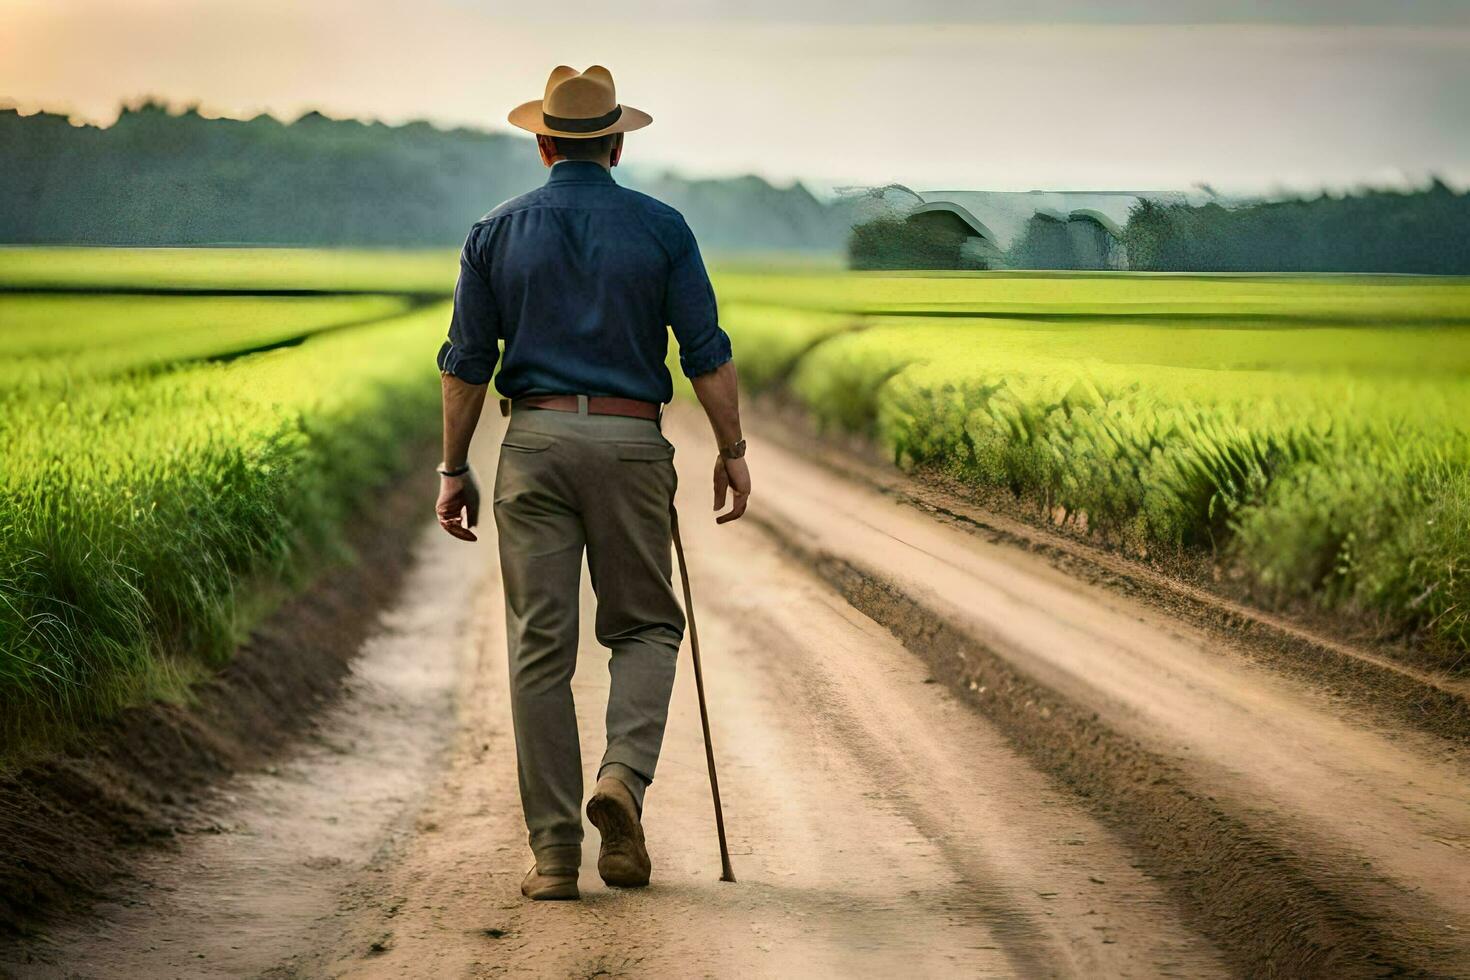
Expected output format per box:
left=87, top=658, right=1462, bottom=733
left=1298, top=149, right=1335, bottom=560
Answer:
left=848, top=183, right=1469, bottom=274
left=0, top=101, right=843, bottom=252
left=1123, top=183, right=1469, bottom=274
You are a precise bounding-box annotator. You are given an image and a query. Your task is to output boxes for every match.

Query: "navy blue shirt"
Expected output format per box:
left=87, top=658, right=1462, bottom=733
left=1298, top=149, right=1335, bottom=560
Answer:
left=436, top=160, right=732, bottom=403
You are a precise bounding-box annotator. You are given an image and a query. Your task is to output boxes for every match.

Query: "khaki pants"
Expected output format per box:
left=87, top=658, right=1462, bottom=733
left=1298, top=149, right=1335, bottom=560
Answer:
left=492, top=404, right=684, bottom=862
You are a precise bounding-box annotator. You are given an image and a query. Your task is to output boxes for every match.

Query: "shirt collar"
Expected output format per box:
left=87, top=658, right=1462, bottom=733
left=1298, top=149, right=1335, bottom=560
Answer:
left=547, top=160, right=616, bottom=185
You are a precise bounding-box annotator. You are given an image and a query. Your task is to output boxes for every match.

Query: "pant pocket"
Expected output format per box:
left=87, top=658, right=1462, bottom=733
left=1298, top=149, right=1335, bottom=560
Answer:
left=502, top=431, right=556, bottom=453
left=615, top=442, right=675, bottom=462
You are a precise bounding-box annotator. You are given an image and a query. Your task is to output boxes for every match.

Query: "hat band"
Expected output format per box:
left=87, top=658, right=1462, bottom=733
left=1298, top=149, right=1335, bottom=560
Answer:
left=542, top=105, right=622, bottom=133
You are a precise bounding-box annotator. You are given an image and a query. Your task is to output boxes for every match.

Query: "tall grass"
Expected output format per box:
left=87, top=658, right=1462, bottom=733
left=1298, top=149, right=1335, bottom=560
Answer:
left=732, top=302, right=1470, bottom=662
left=715, top=305, right=864, bottom=392
left=0, top=302, right=449, bottom=751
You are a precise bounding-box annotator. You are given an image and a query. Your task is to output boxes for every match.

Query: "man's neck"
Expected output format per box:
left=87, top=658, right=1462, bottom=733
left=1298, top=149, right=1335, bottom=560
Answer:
left=551, top=158, right=612, bottom=171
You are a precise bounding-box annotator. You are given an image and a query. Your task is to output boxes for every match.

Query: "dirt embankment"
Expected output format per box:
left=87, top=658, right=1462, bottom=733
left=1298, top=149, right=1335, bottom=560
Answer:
left=0, top=454, right=436, bottom=939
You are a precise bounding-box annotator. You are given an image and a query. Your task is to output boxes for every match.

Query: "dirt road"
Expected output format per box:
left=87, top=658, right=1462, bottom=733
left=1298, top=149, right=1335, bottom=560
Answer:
left=10, top=403, right=1467, bottom=978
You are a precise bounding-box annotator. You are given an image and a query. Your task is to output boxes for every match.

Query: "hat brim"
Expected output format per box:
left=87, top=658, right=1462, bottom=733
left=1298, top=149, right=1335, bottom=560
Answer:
left=507, top=100, right=652, bottom=138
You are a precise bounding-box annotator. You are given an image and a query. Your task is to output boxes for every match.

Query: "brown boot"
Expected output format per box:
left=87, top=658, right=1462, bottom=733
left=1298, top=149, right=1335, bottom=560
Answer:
left=520, top=854, right=580, bottom=901
left=586, top=775, right=651, bottom=887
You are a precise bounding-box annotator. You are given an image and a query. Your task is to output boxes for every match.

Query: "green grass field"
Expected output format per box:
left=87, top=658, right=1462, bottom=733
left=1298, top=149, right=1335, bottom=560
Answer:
left=2, top=248, right=1467, bottom=760
left=0, top=252, right=454, bottom=757
left=0, top=294, right=413, bottom=389
left=713, top=268, right=1470, bottom=321
left=0, top=246, right=458, bottom=293
left=717, top=273, right=1470, bottom=665
left=791, top=318, right=1465, bottom=640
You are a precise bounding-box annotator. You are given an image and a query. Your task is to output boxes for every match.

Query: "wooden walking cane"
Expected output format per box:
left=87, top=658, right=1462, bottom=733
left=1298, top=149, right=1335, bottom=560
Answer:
left=669, top=504, right=737, bottom=883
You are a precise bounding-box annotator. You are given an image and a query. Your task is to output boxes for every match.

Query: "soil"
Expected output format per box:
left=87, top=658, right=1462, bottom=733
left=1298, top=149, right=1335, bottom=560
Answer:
left=2, top=404, right=1466, bottom=978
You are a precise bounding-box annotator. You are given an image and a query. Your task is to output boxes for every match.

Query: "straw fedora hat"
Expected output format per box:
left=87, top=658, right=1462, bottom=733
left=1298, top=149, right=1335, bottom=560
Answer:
left=507, top=65, right=652, bottom=138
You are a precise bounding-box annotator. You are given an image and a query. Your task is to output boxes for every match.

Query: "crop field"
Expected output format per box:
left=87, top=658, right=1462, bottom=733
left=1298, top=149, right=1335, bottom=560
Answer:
left=0, top=246, right=457, bottom=294
left=2, top=248, right=1467, bottom=760
left=0, top=250, right=458, bottom=756
left=717, top=271, right=1470, bottom=665
left=714, top=267, right=1470, bottom=321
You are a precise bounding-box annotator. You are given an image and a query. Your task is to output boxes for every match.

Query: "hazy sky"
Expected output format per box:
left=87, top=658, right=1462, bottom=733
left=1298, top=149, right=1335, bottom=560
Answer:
left=3, top=0, right=1468, bottom=194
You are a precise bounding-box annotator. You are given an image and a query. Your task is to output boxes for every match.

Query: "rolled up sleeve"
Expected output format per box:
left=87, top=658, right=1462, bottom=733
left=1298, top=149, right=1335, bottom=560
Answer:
left=436, top=228, right=499, bottom=385
left=664, top=220, right=733, bottom=379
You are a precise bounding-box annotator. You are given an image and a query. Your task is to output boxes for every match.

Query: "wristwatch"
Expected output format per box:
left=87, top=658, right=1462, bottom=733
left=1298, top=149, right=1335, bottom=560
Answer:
left=719, top=439, right=747, bottom=460
left=438, top=461, right=472, bottom=477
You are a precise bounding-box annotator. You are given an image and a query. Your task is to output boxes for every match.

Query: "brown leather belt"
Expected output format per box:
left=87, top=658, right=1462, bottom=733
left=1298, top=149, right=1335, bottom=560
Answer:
left=501, top=394, right=661, bottom=421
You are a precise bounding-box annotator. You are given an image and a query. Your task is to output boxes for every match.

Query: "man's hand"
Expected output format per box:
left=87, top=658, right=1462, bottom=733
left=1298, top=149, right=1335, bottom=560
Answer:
left=690, top=361, right=748, bottom=524
left=436, top=468, right=481, bottom=541
left=713, top=455, right=750, bottom=524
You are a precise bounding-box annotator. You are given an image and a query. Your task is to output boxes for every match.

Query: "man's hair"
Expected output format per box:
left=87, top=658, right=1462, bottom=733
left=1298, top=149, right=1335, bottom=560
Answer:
left=550, top=133, right=618, bottom=161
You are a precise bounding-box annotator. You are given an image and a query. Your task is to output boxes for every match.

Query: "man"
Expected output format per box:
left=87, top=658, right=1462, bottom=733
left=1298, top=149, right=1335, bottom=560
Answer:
left=433, top=65, right=750, bottom=902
